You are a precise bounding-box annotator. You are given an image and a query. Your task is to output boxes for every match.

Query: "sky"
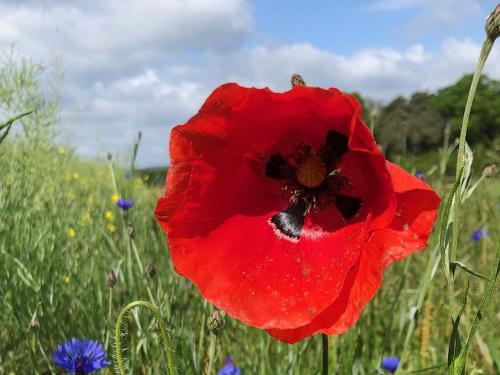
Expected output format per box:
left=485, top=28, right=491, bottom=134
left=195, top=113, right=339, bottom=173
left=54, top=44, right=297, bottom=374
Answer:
left=0, top=0, right=499, bottom=167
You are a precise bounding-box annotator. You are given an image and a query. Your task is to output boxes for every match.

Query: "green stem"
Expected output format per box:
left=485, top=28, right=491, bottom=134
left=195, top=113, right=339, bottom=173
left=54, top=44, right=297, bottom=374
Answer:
left=130, top=238, right=145, bottom=274
left=104, top=287, right=113, bottom=351
left=206, top=333, right=217, bottom=375
left=196, top=300, right=208, bottom=373
left=114, top=300, right=177, bottom=375
left=449, top=37, right=493, bottom=316
left=322, top=333, right=329, bottom=375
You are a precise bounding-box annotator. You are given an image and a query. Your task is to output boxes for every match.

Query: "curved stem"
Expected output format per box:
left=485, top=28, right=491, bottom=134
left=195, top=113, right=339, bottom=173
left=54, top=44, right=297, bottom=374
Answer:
left=449, top=37, right=493, bottom=317
left=114, top=300, right=177, bottom=375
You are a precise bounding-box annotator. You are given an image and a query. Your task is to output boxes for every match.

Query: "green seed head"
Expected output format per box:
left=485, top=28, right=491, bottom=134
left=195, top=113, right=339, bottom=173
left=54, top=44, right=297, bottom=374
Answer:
left=207, top=311, right=225, bottom=335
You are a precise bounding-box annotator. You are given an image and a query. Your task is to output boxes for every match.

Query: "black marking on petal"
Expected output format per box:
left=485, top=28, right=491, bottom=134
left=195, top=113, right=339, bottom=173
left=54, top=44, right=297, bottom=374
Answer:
left=265, top=153, right=293, bottom=179
left=335, top=194, right=362, bottom=220
left=325, top=130, right=349, bottom=163
left=269, top=201, right=306, bottom=241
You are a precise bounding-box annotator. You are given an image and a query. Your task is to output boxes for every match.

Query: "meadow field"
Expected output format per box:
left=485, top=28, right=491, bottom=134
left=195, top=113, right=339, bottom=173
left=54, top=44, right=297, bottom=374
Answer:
left=0, top=52, right=499, bottom=374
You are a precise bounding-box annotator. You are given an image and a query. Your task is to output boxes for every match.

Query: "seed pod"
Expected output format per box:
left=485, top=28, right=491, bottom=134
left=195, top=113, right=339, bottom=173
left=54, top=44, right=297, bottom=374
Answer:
left=127, top=223, right=135, bottom=239
left=482, top=164, right=497, bottom=178
left=107, top=270, right=117, bottom=288
left=29, top=319, right=40, bottom=331
left=146, top=262, right=156, bottom=279
left=291, top=73, right=306, bottom=87
left=486, top=4, right=500, bottom=41
left=207, top=311, right=225, bottom=335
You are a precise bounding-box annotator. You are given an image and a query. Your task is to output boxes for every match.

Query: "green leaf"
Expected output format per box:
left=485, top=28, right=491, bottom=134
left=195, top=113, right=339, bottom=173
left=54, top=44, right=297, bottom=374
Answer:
left=451, top=240, right=500, bottom=375
left=0, top=111, right=33, bottom=143
left=447, top=282, right=468, bottom=374
left=450, top=261, right=490, bottom=281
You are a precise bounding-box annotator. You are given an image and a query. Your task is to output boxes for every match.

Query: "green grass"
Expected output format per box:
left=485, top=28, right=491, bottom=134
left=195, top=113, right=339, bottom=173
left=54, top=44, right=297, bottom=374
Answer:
left=0, top=134, right=498, bottom=374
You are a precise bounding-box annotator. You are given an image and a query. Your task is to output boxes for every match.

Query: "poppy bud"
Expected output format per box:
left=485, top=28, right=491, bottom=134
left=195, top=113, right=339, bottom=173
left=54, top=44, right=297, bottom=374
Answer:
left=291, top=73, right=306, bottom=87
left=106, top=270, right=117, bottom=288
left=29, top=319, right=40, bottom=331
left=482, top=164, right=497, bottom=178
left=146, top=262, right=156, bottom=279
left=127, top=223, right=135, bottom=239
left=486, top=4, right=500, bottom=41
left=207, top=311, right=225, bottom=335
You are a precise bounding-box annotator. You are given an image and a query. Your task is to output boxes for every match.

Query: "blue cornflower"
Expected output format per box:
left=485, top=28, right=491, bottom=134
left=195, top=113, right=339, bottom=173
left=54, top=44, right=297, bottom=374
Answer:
left=52, top=338, right=110, bottom=374
left=381, top=356, right=400, bottom=373
left=444, top=122, right=451, bottom=131
left=217, top=357, right=241, bottom=375
left=416, top=169, right=424, bottom=180
left=124, top=171, right=132, bottom=180
left=471, top=227, right=489, bottom=244
left=116, top=198, right=134, bottom=211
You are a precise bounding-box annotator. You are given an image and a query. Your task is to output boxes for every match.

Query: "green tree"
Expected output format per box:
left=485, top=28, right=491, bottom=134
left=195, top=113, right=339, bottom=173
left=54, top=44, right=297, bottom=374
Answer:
left=430, top=74, right=500, bottom=145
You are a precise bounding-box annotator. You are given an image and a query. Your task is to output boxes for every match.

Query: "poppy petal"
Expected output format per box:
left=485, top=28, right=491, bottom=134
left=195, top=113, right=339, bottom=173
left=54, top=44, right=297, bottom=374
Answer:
left=156, top=83, right=439, bottom=339
left=267, top=162, right=440, bottom=342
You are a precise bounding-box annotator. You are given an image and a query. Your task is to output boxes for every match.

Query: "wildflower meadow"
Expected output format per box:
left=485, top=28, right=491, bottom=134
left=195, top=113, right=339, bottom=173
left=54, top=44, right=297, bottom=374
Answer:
left=0, top=3, right=499, bottom=375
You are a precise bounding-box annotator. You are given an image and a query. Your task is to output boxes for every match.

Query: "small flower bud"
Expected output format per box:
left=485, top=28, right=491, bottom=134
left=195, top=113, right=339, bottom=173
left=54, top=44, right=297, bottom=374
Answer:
left=127, top=223, right=135, bottom=239
left=482, top=164, right=497, bottom=178
left=107, top=152, right=113, bottom=161
left=106, top=270, right=117, bottom=288
left=29, top=319, right=39, bottom=331
left=291, top=73, right=306, bottom=87
left=486, top=4, right=500, bottom=41
left=207, top=311, right=225, bottom=335
left=146, top=262, right=156, bottom=279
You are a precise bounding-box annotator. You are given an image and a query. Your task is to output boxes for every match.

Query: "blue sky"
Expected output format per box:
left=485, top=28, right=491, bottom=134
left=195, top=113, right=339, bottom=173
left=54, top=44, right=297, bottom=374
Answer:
left=251, top=0, right=489, bottom=52
left=0, top=0, right=498, bottom=167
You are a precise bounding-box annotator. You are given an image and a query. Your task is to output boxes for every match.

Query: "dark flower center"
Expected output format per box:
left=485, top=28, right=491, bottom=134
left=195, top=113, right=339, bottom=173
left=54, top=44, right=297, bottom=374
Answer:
left=265, top=130, right=362, bottom=241
left=74, top=354, right=88, bottom=374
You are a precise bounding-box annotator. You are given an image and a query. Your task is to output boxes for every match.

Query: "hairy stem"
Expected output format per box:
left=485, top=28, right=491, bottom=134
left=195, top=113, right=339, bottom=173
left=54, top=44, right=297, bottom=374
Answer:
left=114, top=300, right=176, bottom=375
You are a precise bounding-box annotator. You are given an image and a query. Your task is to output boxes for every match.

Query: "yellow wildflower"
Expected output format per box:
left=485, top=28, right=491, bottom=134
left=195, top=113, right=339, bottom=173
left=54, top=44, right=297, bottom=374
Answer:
left=106, top=223, right=116, bottom=233
left=63, top=275, right=70, bottom=284
left=58, top=146, right=66, bottom=155
left=142, top=174, right=149, bottom=182
left=72, top=172, right=80, bottom=179
left=80, top=213, right=91, bottom=225
left=105, top=210, right=114, bottom=221
left=68, top=227, right=76, bottom=238
left=111, top=194, right=120, bottom=204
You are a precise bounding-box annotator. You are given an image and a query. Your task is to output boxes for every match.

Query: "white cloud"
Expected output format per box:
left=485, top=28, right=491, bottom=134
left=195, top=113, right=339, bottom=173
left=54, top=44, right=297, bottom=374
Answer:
left=1, top=0, right=498, bottom=167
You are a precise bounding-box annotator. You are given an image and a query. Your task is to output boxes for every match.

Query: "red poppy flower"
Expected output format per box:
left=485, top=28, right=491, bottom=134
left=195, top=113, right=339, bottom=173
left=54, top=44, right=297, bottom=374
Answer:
left=155, top=83, right=440, bottom=344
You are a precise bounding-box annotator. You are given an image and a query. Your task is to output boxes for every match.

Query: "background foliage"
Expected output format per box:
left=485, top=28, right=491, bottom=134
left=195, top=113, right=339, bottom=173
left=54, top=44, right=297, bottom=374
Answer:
left=0, top=53, right=498, bottom=374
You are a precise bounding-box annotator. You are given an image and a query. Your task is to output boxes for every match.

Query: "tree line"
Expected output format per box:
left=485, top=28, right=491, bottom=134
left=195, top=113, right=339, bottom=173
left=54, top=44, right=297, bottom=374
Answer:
left=352, top=74, right=500, bottom=158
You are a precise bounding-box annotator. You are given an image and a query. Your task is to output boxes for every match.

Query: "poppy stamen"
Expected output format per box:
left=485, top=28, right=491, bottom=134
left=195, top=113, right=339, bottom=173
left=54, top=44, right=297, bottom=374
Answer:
left=296, top=156, right=327, bottom=188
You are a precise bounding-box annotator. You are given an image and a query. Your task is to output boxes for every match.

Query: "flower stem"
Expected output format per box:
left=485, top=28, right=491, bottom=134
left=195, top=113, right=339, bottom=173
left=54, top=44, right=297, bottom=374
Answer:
left=449, top=37, right=493, bottom=318
left=114, top=300, right=177, bottom=375
left=322, top=333, right=329, bottom=375
left=104, top=287, right=113, bottom=351
left=206, top=333, right=217, bottom=375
